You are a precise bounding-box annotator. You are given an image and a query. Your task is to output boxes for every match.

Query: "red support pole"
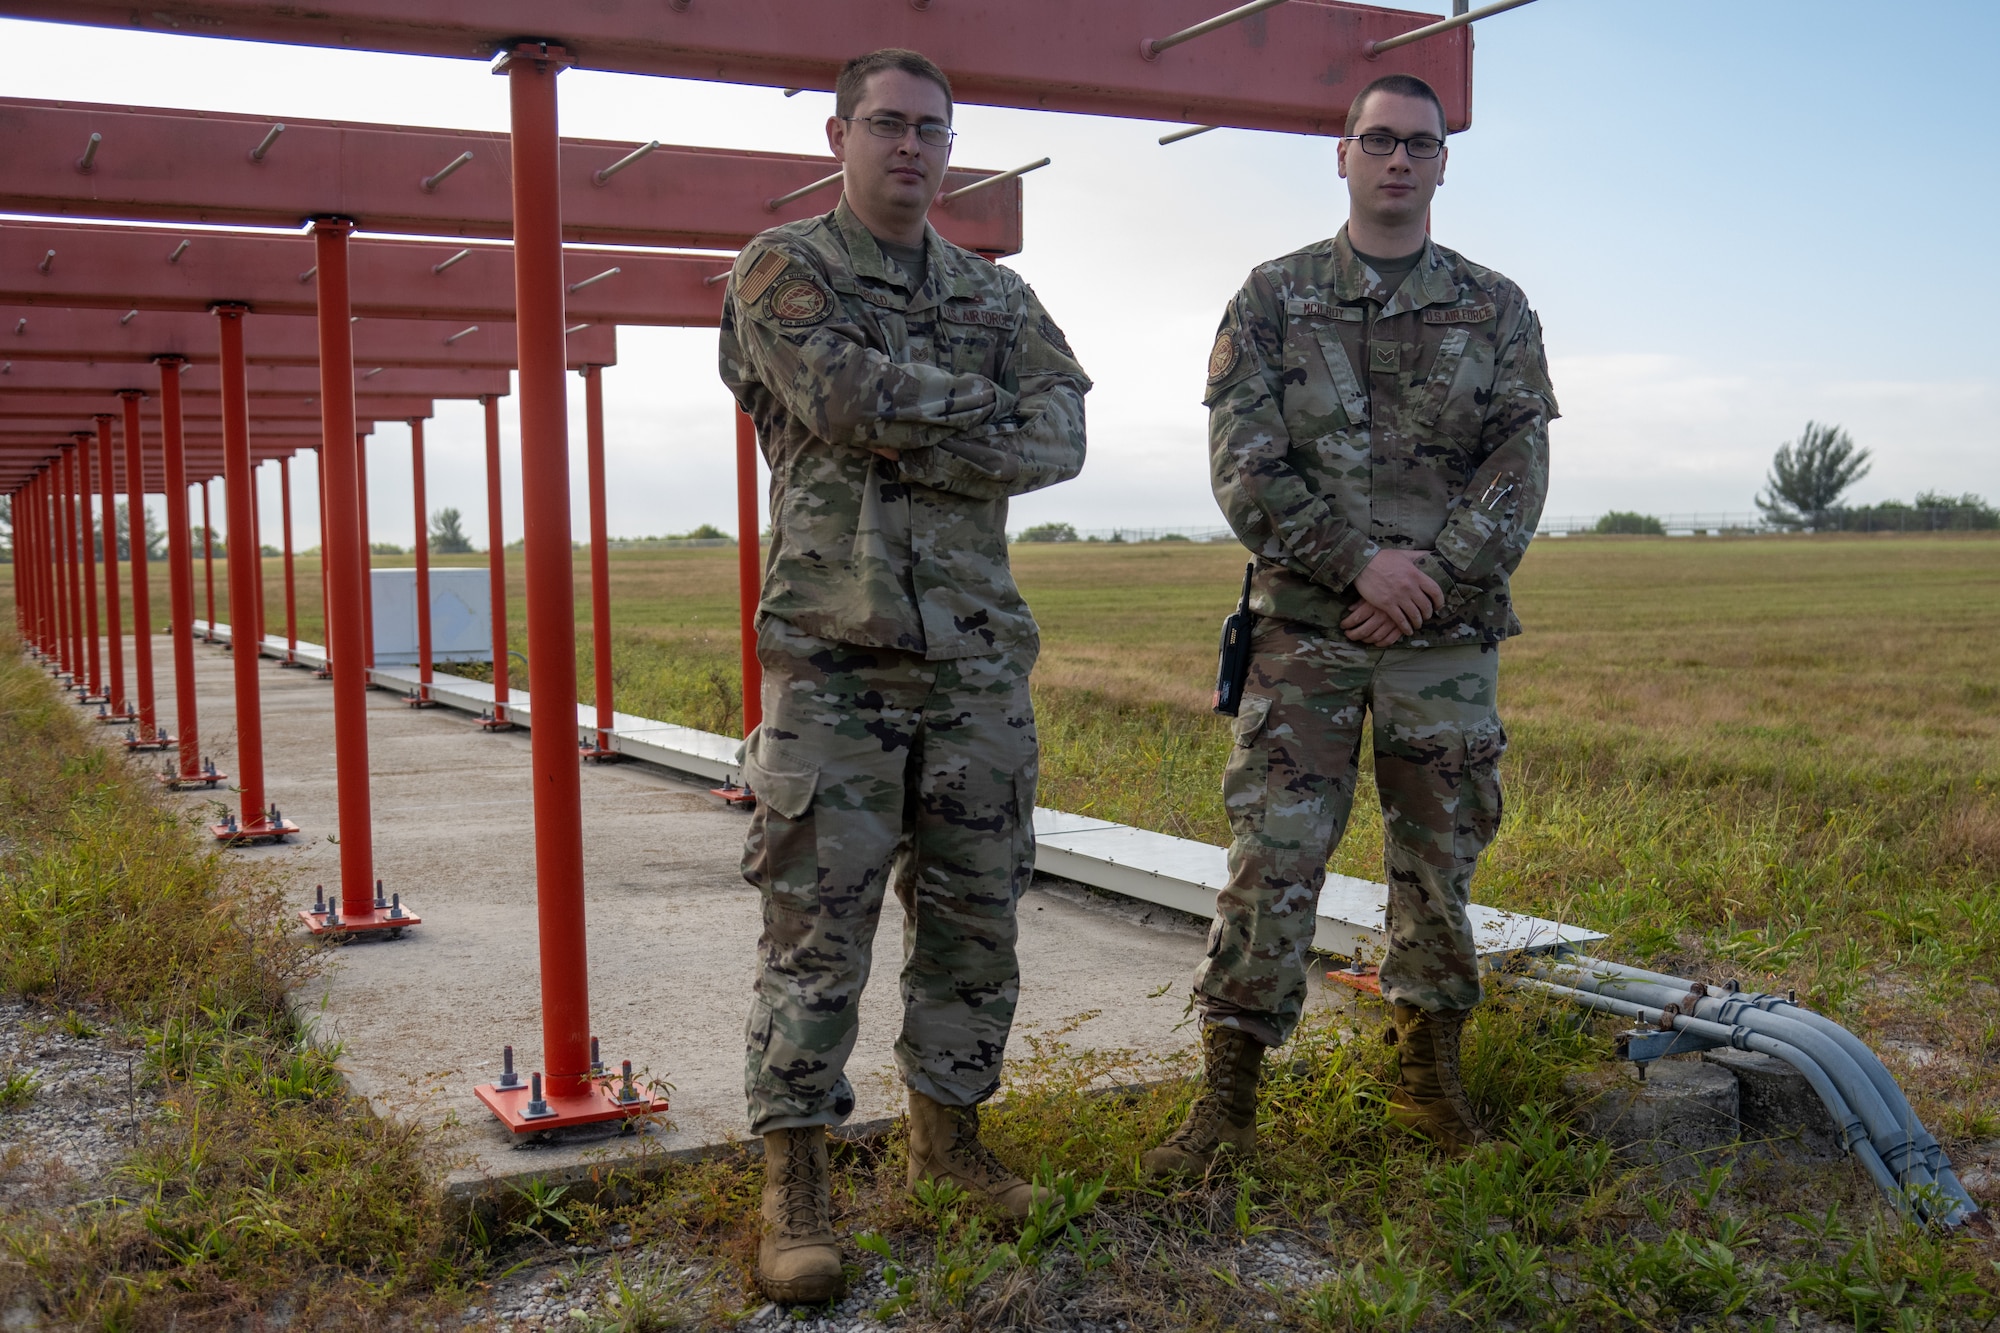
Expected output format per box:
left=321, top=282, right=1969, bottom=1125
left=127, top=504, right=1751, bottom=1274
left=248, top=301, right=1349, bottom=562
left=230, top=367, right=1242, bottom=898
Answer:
left=357, top=432, right=374, bottom=671
left=582, top=364, right=613, bottom=756
left=54, top=465, right=74, bottom=679
left=95, top=416, right=129, bottom=720
left=200, top=479, right=217, bottom=643
left=38, top=471, right=54, bottom=660
left=251, top=461, right=266, bottom=651
left=60, top=444, right=84, bottom=691
left=735, top=406, right=762, bottom=737
left=159, top=356, right=214, bottom=784
left=213, top=303, right=287, bottom=842
left=315, top=444, right=331, bottom=670
left=473, top=42, right=660, bottom=1132
left=301, top=217, right=408, bottom=935
left=480, top=393, right=513, bottom=728
left=122, top=390, right=161, bottom=744
left=20, top=474, right=40, bottom=657
left=76, top=435, right=104, bottom=703
left=409, top=417, right=434, bottom=704
left=280, top=455, right=299, bottom=663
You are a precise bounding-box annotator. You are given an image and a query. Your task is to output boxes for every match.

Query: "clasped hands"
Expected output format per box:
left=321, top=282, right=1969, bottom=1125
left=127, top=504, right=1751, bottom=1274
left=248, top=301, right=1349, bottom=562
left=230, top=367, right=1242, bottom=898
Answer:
left=1342, top=549, right=1445, bottom=647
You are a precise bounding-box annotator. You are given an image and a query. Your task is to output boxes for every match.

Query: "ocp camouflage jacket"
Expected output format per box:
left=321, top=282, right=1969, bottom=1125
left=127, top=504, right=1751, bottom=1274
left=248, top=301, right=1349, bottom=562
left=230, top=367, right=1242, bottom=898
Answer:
left=1206, top=225, right=1555, bottom=645
left=720, top=199, right=1091, bottom=661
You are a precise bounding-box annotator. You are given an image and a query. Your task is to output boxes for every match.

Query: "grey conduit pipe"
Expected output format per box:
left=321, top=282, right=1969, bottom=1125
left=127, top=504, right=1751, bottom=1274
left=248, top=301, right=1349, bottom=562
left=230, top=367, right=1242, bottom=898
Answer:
left=1532, top=957, right=1976, bottom=1221
left=1500, top=975, right=1913, bottom=1215
left=1552, top=957, right=1967, bottom=1204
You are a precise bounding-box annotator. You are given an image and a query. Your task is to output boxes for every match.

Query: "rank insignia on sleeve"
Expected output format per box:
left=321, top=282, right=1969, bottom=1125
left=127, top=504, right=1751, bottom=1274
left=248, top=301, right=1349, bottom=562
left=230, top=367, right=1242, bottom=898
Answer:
left=1207, top=328, right=1241, bottom=383
left=736, top=250, right=791, bottom=305
left=768, top=277, right=832, bottom=327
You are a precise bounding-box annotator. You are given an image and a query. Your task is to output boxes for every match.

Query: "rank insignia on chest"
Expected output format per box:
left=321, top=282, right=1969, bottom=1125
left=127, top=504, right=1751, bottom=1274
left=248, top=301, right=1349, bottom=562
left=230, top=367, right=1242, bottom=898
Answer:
left=1369, top=342, right=1400, bottom=372
left=768, top=278, right=833, bottom=327
left=1207, top=329, right=1241, bottom=382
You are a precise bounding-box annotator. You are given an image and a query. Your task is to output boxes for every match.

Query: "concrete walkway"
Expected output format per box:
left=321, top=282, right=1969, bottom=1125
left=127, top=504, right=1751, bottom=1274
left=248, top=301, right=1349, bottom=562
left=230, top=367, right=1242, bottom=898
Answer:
left=120, top=632, right=1349, bottom=1192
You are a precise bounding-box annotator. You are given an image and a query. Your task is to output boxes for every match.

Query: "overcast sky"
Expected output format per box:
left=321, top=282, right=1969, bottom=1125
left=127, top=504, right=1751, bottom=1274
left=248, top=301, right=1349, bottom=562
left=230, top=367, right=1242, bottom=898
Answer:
left=5, top=2, right=1995, bottom=547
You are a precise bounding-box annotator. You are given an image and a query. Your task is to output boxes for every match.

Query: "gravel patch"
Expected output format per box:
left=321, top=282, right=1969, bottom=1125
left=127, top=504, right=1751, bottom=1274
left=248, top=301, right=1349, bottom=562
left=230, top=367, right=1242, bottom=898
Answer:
left=0, top=997, right=156, bottom=1207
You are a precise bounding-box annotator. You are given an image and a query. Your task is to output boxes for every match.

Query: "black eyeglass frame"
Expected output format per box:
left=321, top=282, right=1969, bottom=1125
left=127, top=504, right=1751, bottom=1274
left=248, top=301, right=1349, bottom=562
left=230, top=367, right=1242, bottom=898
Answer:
left=840, top=115, right=957, bottom=148
left=1341, top=132, right=1446, bottom=160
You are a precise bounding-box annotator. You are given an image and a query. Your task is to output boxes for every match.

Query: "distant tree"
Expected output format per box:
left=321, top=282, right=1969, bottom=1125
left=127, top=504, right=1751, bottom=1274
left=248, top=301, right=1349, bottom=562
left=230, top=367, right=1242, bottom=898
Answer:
left=1018, top=521, right=1079, bottom=543
left=677, top=523, right=730, bottom=541
left=1914, top=491, right=2000, bottom=530
left=1158, top=532, right=1192, bottom=543
left=192, top=526, right=225, bottom=559
left=430, top=506, right=474, bottom=553
left=1594, top=511, right=1666, bottom=535
left=1757, top=421, right=1871, bottom=531
left=370, top=541, right=407, bottom=556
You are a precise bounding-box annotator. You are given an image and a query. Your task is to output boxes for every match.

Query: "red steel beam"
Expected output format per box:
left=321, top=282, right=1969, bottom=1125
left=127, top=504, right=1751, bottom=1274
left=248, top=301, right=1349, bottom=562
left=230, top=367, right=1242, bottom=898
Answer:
left=0, top=98, right=1024, bottom=255
left=0, top=394, right=439, bottom=422
left=0, top=4, right=1468, bottom=138
left=1, top=361, right=510, bottom=397
left=3, top=222, right=727, bottom=326
left=3, top=305, right=618, bottom=369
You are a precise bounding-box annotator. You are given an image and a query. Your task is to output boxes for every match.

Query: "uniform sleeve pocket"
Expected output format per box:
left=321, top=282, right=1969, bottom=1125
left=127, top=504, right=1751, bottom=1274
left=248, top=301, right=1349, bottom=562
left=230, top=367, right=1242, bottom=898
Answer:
left=1232, top=693, right=1274, bottom=748
left=744, top=732, right=818, bottom=820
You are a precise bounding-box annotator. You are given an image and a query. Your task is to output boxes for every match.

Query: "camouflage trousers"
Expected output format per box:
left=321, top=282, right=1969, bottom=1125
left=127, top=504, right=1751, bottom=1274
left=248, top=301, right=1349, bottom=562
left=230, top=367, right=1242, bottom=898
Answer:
left=1193, top=621, right=1505, bottom=1045
left=740, top=618, right=1039, bottom=1136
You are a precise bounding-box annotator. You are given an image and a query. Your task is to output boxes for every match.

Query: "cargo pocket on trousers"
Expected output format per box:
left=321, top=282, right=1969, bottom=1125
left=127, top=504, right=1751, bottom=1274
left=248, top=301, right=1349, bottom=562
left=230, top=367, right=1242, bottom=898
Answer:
left=1220, top=693, right=1275, bottom=833
left=1454, top=720, right=1507, bottom=862
left=741, top=731, right=820, bottom=909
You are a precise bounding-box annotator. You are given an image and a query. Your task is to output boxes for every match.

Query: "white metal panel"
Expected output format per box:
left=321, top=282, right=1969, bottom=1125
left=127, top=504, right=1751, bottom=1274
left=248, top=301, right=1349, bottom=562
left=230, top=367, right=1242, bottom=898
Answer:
left=368, top=568, right=493, bottom=665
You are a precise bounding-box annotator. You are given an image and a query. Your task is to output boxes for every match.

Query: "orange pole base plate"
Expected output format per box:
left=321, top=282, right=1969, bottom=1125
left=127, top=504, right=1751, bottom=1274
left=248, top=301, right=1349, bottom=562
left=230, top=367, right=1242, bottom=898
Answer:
left=709, top=782, right=757, bottom=809
left=1325, top=963, right=1384, bottom=996
left=475, top=1079, right=668, bottom=1134
left=159, top=768, right=228, bottom=790
left=95, top=709, right=140, bottom=726
left=211, top=817, right=301, bottom=846
left=298, top=905, right=421, bottom=937
left=123, top=733, right=175, bottom=752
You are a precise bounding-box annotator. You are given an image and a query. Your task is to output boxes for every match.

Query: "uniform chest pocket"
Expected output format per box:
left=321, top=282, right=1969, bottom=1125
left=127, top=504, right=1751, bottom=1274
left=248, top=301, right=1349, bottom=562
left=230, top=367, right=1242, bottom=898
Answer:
left=1412, top=320, right=1498, bottom=444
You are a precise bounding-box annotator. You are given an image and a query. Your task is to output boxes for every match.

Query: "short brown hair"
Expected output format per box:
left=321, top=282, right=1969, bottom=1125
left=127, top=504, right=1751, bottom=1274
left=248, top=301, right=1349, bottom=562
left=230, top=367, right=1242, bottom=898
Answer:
left=1345, top=73, right=1446, bottom=138
left=835, top=48, right=954, bottom=122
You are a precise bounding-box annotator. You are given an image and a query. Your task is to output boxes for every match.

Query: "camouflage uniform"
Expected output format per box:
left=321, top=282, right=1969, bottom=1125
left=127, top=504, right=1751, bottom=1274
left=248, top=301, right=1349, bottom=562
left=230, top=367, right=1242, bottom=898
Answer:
left=720, top=199, right=1090, bottom=1134
left=1194, top=225, right=1555, bottom=1041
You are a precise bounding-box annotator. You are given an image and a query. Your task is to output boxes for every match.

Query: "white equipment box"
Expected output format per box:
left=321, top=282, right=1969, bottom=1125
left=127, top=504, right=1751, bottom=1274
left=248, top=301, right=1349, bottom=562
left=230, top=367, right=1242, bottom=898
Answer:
left=370, top=568, right=492, bottom=666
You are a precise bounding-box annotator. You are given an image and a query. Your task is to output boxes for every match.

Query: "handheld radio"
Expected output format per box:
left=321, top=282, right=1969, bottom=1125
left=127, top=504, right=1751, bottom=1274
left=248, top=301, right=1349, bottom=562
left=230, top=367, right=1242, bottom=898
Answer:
left=1212, top=562, right=1256, bottom=716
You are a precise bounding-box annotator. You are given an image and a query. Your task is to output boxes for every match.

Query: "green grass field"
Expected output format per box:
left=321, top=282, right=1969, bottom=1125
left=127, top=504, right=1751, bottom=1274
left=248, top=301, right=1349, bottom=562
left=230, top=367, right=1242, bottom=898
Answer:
left=6, top=533, right=1999, bottom=1327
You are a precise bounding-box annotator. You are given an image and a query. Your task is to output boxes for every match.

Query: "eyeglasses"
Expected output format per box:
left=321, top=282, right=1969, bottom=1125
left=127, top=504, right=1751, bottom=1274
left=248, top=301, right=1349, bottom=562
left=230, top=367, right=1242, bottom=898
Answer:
left=1343, top=132, right=1445, bottom=160
left=842, top=115, right=956, bottom=148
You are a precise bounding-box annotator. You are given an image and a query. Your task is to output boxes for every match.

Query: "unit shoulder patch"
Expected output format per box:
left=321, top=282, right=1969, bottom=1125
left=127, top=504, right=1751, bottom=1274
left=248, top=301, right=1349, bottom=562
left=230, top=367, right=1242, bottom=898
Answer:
left=767, top=277, right=832, bottom=327
left=736, top=250, right=792, bottom=305
left=1038, top=313, right=1074, bottom=357
left=1207, top=329, right=1241, bottom=383
left=1421, top=302, right=1497, bottom=325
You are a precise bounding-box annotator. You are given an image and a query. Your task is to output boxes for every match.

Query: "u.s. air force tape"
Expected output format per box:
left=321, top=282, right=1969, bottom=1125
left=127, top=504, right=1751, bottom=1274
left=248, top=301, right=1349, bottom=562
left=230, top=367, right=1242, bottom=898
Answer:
left=736, top=251, right=790, bottom=305
left=1207, top=328, right=1241, bottom=382
left=767, top=277, right=832, bottom=327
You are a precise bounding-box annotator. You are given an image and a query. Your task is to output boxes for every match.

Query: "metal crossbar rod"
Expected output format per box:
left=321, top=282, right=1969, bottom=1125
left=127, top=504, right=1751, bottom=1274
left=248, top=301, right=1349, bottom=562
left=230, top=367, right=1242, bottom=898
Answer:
left=1142, top=0, right=1293, bottom=60
left=940, top=158, right=1049, bottom=204
left=1366, top=0, right=1538, bottom=57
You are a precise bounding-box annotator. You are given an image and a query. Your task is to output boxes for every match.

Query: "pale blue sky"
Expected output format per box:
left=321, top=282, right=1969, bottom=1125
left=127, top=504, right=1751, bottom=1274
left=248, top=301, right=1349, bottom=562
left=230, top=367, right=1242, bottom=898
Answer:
left=3, top=2, right=1994, bottom=544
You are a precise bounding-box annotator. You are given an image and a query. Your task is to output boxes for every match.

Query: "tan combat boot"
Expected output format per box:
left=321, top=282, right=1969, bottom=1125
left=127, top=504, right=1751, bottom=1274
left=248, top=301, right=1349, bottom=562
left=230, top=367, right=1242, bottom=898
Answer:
left=1384, top=1002, right=1487, bottom=1151
left=756, top=1126, right=844, bottom=1304
left=906, top=1090, right=1039, bottom=1218
left=1141, top=1024, right=1265, bottom=1180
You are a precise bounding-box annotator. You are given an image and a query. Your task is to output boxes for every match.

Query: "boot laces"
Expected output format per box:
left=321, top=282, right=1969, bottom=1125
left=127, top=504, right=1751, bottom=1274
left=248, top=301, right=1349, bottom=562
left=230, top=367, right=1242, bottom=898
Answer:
left=777, top=1133, right=829, bottom=1237
left=1164, top=1029, right=1253, bottom=1150
left=945, top=1107, right=1015, bottom=1187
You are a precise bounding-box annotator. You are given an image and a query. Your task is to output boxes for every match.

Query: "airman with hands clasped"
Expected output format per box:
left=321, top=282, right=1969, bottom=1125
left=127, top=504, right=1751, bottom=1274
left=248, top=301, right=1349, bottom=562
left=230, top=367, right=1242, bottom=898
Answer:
left=718, top=47, right=1090, bottom=1304
left=1146, top=73, right=1557, bottom=1178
